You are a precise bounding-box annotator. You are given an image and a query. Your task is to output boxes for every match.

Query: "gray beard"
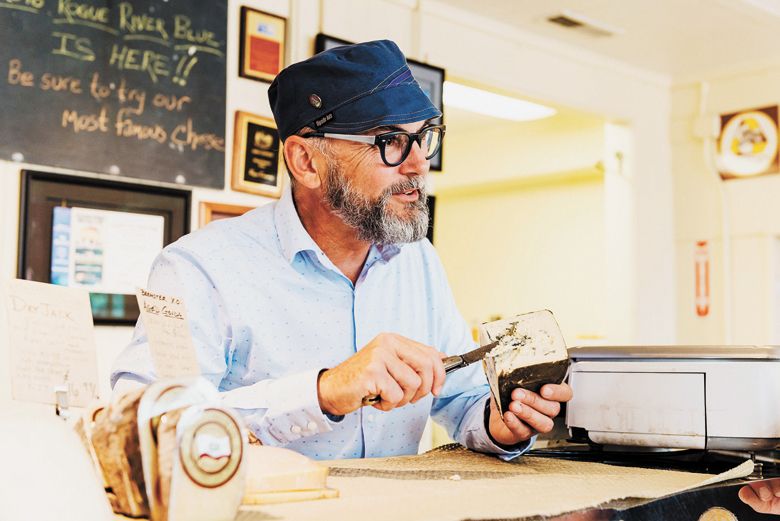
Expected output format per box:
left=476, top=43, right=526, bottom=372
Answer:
left=323, top=162, right=429, bottom=245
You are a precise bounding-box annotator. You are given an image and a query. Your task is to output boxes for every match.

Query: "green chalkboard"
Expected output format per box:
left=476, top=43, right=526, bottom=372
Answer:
left=0, top=0, right=227, bottom=188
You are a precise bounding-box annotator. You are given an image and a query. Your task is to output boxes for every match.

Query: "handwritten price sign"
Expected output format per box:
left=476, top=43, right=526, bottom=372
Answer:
left=136, top=287, right=200, bottom=379
left=0, top=0, right=227, bottom=188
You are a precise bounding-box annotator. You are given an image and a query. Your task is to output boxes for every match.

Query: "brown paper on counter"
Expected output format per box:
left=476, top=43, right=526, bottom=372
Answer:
left=236, top=444, right=753, bottom=521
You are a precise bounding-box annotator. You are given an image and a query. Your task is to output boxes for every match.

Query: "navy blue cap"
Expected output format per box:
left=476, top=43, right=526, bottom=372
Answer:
left=268, top=40, right=441, bottom=141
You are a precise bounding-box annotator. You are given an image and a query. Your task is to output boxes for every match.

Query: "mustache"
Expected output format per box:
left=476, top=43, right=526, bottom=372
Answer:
left=387, top=177, right=426, bottom=196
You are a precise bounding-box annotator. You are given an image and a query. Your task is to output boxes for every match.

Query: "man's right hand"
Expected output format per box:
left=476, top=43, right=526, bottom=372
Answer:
left=317, top=333, right=446, bottom=416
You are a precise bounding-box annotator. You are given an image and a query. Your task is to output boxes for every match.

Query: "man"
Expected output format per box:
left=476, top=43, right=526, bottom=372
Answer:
left=111, top=40, right=572, bottom=460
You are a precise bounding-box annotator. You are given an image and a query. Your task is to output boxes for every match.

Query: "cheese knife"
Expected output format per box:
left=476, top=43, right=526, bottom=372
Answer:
left=361, top=340, right=499, bottom=406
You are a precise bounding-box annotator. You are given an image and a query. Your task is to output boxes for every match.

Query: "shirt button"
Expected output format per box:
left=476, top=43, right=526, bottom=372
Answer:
left=291, top=425, right=302, bottom=434
left=307, top=421, right=317, bottom=431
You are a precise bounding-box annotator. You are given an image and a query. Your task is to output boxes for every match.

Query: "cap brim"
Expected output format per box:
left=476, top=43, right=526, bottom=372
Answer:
left=315, top=84, right=442, bottom=134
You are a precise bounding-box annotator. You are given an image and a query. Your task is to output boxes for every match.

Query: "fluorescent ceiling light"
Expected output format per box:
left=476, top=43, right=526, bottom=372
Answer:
left=443, top=81, right=557, bottom=121
left=737, top=0, right=780, bottom=18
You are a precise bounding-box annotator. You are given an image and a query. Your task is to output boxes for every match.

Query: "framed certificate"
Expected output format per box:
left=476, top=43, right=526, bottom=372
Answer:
left=314, top=33, right=445, bottom=171
left=239, top=7, right=286, bottom=83
left=199, top=201, right=255, bottom=227
left=231, top=111, right=284, bottom=197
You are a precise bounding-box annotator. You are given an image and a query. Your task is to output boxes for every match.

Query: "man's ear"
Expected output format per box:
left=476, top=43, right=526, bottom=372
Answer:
left=283, top=136, right=325, bottom=189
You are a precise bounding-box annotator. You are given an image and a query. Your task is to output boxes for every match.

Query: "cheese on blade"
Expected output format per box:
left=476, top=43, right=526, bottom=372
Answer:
left=480, top=310, right=570, bottom=415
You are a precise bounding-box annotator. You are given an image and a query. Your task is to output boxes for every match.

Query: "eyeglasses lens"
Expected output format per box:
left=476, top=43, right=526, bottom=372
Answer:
left=383, top=134, right=410, bottom=165
left=381, top=127, right=443, bottom=165
left=421, top=127, right=442, bottom=159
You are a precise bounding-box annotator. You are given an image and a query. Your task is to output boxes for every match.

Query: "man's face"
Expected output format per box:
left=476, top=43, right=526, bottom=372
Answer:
left=320, top=120, right=431, bottom=245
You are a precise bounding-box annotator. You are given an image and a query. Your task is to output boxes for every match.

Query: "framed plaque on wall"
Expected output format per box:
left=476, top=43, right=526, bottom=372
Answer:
left=239, top=7, right=286, bottom=83
left=231, top=111, right=284, bottom=197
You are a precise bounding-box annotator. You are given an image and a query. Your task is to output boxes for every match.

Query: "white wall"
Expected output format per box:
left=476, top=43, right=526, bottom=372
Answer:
left=437, top=108, right=605, bottom=190
left=436, top=177, right=607, bottom=343
left=673, top=69, right=780, bottom=345
left=433, top=106, right=608, bottom=343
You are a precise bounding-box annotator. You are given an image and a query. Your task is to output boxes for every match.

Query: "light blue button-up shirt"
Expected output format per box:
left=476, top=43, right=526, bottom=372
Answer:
left=111, top=186, right=529, bottom=460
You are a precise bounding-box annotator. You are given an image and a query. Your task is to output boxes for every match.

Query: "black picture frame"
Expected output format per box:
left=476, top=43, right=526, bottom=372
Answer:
left=314, top=33, right=445, bottom=171
left=426, top=194, right=436, bottom=245
left=18, top=170, right=191, bottom=325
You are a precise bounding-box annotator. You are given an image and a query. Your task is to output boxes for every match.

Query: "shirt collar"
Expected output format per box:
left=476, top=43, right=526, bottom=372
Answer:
left=274, top=184, right=405, bottom=265
left=274, top=184, right=320, bottom=263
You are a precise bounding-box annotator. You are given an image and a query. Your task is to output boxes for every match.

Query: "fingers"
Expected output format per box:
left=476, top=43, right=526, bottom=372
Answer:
left=739, top=484, right=758, bottom=502
left=739, top=480, right=780, bottom=515
left=508, top=400, right=555, bottom=433
left=364, top=333, right=445, bottom=410
left=385, top=356, right=422, bottom=407
left=431, top=351, right=446, bottom=396
left=747, top=479, right=780, bottom=501
left=539, top=382, right=573, bottom=402
left=739, top=485, right=770, bottom=514
left=501, top=410, right=534, bottom=440
left=368, top=370, right=404, bottom=412
left=394, top=338, right=445, bottom=398
left=511, top=388, right=561, bottom=418
left=487, top=395, right=536, bottom=445
left=767, top=478, right=780, bottom=498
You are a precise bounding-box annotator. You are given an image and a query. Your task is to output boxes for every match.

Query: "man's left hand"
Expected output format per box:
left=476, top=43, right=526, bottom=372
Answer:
left=487, top=383, right=573, bottom=446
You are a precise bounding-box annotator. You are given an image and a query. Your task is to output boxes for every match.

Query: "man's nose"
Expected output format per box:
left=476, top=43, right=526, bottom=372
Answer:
left=399, top=139, right=429, bottom=174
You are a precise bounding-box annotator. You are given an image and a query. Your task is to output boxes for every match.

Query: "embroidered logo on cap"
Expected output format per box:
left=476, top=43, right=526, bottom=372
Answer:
left=314, top=113, right=333, bottom=127
left=308, top=94, right=322, bottom=109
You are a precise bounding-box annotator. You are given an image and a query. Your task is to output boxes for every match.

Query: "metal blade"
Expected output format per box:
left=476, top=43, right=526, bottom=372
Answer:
left=459, top=341, right=499, bottom=366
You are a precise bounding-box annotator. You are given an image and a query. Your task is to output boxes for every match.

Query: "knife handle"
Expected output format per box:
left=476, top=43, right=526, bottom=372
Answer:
left=361, top=355, right=466, bottom=406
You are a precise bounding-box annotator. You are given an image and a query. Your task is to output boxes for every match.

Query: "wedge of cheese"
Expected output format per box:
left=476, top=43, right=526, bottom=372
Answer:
left=242, top=445, right=337, bottom=505
left=480, top=310, right=570, bottom=415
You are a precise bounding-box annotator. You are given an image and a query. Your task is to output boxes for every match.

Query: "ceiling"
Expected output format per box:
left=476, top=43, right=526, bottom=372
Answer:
left=442, top=0, right=780, bottom=82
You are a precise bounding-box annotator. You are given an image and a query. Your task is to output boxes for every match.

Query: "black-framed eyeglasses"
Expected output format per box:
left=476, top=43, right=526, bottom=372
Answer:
left=303, top=125, right=445, bottom=167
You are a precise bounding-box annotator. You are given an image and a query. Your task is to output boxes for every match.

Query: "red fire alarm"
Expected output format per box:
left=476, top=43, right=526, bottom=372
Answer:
left=694, top=241, right=710, bottom=317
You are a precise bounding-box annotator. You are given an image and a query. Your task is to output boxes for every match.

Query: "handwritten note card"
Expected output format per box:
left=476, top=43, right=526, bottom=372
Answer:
left=5, top=279, right=98, bottom=407
left=136, top=288, right=200, bottom=379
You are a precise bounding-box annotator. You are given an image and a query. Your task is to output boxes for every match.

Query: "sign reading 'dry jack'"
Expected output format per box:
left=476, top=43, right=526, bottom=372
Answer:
left=5, top=278, right=99, bottom=407
left=0, top=0, right=227, bottom=188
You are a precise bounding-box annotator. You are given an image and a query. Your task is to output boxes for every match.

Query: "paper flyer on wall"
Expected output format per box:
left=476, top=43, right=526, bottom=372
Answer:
left=50, top=206, right=164, bottom=294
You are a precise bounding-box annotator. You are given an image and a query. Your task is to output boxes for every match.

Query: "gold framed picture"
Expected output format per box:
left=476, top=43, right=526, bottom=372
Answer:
left=717, top=105, right=779, bottom=180
left=239, top=6, right=286, bottom=83
left=231, top=111, right=284, bottom=198
left=199, top=201, right=255, bottom=227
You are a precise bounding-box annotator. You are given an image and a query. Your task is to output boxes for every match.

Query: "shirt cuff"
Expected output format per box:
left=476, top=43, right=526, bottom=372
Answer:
left=220, top=368, right=339, bottom=446
left=460, top=395, right=535, bottom=461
